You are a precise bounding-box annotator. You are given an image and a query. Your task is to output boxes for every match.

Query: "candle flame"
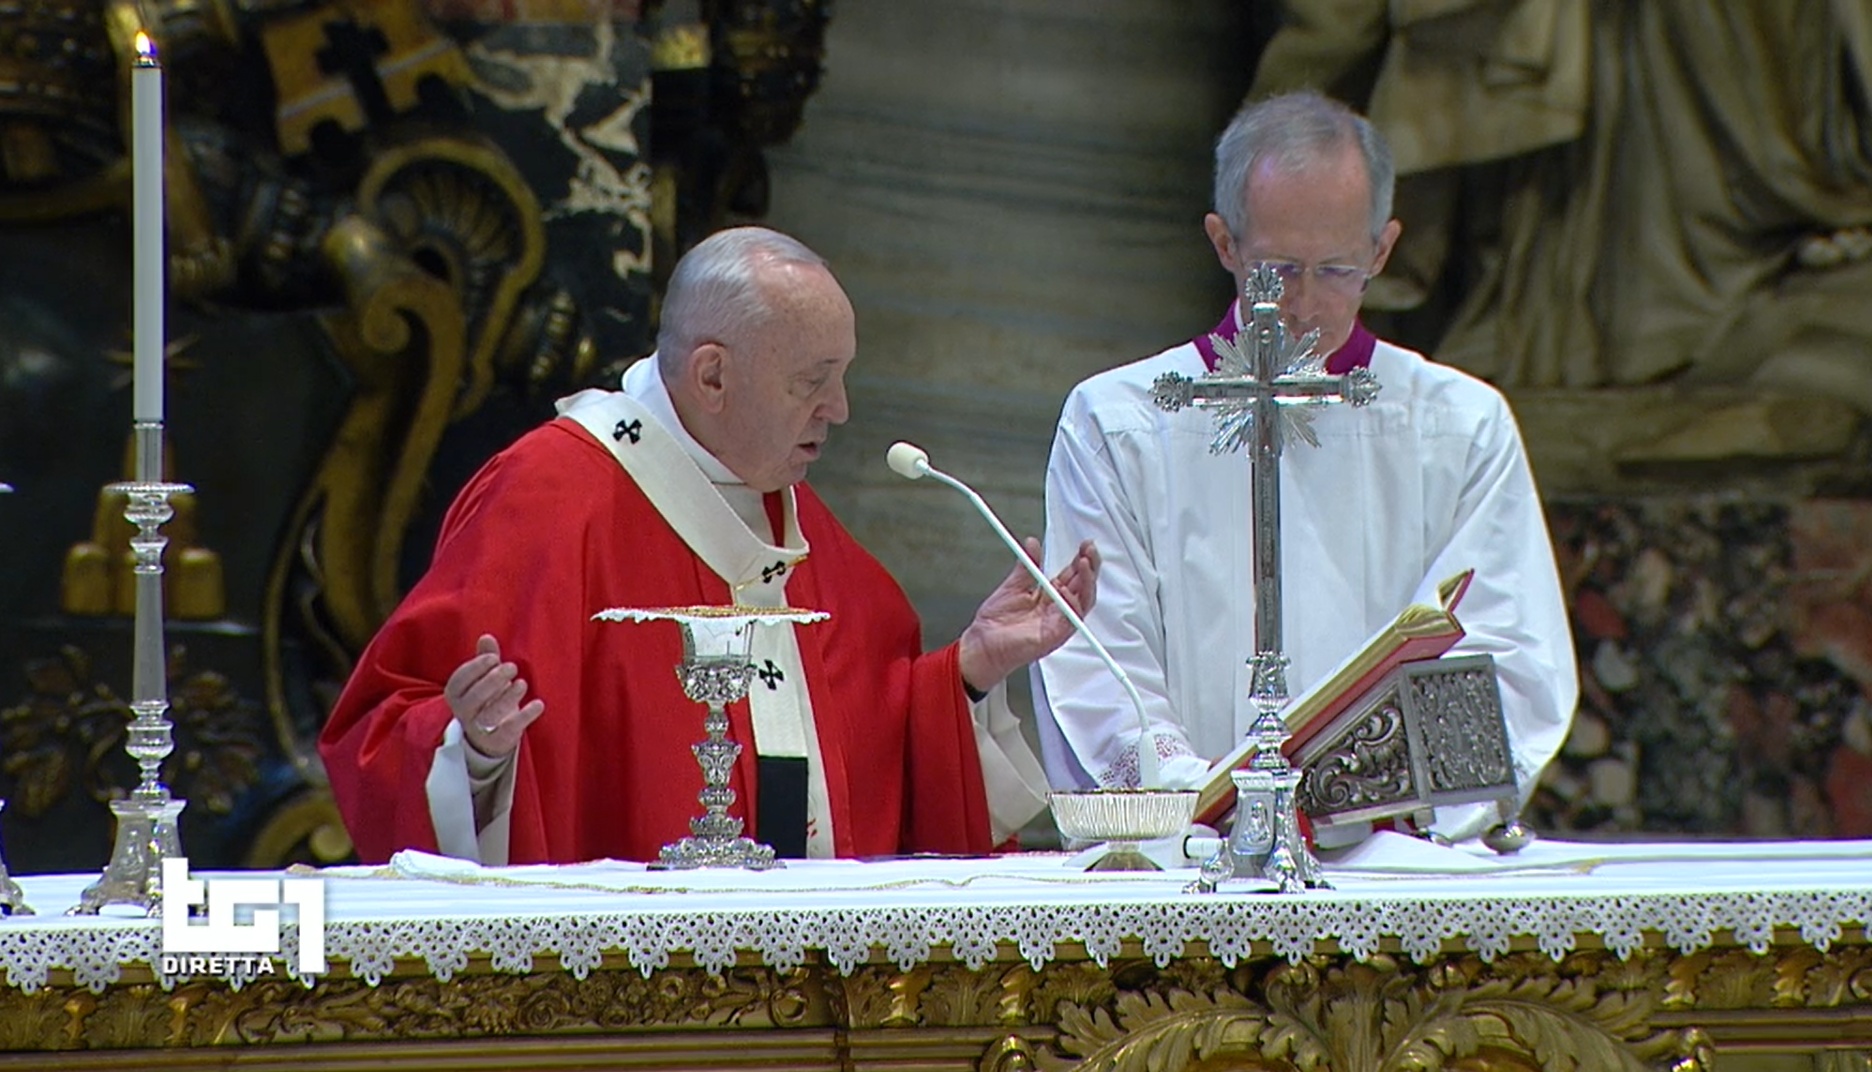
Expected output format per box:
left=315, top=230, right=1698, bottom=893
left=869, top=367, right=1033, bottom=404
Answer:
left=134, top=30, right=156, bottom=63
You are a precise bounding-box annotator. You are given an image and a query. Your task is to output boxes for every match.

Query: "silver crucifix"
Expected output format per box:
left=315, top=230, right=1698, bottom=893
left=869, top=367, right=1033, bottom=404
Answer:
left=1153, top=264, right=1378, bottom=893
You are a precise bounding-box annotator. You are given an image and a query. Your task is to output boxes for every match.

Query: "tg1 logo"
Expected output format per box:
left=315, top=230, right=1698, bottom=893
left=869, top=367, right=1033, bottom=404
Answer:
left=159, top=858, right=326, bottom=976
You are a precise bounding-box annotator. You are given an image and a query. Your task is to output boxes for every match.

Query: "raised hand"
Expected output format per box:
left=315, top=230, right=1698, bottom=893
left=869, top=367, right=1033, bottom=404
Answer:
left=957, top=538, right=1101, bottom=693
left=444, top=634, right=545, bottom=757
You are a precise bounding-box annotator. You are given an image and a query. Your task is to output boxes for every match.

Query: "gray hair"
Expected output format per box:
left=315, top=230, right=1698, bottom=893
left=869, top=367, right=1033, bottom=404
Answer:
left=656, top=227, right=830, bottom=378
left=1212, top=90, right=1395, bottom=241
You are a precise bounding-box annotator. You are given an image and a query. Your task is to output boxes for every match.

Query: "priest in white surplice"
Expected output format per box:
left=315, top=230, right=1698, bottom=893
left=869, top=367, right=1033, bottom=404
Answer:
left=1033, top=92, right=1577, bottom=840
left=322, top=227, right=1087, bottom=866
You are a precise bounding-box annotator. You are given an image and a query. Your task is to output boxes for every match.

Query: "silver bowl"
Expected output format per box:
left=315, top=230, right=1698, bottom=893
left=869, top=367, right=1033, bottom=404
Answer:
left=1048, top=789, right=1199, bottom=871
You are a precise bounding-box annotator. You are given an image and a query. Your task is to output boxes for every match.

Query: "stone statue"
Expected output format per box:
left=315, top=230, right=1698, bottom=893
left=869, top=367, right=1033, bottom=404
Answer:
left=1252, top=0, right=1872, bottom=475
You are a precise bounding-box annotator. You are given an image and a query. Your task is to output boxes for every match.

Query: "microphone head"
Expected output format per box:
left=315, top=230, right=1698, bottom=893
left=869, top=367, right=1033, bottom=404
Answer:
left=886, top=441, right=930, bottom=480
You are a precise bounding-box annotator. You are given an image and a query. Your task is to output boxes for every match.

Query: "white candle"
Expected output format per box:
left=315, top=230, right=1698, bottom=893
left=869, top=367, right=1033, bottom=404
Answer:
left=131, top=31, right=164, bottom=424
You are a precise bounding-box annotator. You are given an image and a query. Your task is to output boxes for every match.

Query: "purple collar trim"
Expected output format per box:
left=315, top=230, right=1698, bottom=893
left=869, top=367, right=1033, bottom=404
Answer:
left=1193, top=301, right=1376, bottom=375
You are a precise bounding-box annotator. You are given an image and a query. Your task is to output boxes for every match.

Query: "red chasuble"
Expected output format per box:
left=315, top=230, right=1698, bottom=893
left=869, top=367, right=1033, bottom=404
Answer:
left=319, top=418, right=993, bottom=864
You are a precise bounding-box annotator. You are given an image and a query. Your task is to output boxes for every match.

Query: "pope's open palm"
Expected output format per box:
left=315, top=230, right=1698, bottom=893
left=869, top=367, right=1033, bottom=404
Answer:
left=444, top=634, right=546, bottom=757
left=958, top=538, right=1100, bottom=692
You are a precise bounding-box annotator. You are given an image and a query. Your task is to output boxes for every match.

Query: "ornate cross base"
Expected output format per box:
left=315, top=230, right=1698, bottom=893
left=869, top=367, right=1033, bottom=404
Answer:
left=1195, top=652, right=1330, bottom=894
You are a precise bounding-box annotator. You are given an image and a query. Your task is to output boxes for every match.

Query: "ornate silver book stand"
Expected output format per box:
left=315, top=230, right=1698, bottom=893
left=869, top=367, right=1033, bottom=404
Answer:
left=1294, top=654, right=1526, bottom=851
left=1220, top=654, right=1326, bottom=893
left=594, top=605, right=826, bottom=870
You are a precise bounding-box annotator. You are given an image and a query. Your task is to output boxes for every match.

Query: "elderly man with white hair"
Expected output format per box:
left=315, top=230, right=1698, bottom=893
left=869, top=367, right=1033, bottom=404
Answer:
left=322, top=227, right=1097, bottom=866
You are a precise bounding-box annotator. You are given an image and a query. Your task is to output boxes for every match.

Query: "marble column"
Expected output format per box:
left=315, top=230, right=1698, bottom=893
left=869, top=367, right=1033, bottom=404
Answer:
left=763, top=0, right=1251, bottom=649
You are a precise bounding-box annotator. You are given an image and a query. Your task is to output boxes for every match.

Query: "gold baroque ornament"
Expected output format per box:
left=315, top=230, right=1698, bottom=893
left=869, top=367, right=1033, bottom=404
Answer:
left=199, top=966, right=834, bottom=1043
left=1664, top=944, right=1872, bottom=1011
left=981, top=1032, right=1043, bottom=1072
left=0, top=988, right=72, bottom=1052
left=0, top=644, right=263, bottom=818
left=261, top=131, right=548, bottom=772
left=0, top=967, right=832, bottom=1051
left=839, top=961, right=1077, bottom=1030
left=1033, top=953, right=1709, bottom=1072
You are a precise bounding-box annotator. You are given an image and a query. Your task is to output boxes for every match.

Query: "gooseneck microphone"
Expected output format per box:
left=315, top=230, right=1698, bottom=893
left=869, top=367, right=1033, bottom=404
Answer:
left=886, top=442, right=1164, bottom=789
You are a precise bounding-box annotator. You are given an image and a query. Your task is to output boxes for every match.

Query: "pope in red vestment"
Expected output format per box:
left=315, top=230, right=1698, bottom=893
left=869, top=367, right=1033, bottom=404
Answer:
left=321, top=419, right=998, bottom=864
left=318, top=226, right=1096, bottom=865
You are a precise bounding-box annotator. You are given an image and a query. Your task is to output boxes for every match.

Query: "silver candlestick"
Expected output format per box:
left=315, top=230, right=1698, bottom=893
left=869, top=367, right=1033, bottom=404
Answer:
left=72, top=422, right=191, bottom=915
left=594, top=604, right=827, bottom=869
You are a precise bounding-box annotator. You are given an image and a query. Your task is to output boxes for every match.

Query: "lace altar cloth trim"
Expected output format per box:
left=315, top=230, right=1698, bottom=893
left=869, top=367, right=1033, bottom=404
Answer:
left=3, top=839, right=1870, bottom=995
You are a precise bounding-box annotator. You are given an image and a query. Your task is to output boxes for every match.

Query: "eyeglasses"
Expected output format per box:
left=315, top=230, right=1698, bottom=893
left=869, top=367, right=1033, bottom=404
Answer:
left=1253, top=259, right=1372, bottom=297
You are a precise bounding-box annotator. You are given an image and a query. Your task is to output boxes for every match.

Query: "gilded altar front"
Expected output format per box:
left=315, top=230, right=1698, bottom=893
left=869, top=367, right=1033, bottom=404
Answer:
left=7, top=946, right=1872, bottom=1071
left=0, top=840, right=1868, bottom=1070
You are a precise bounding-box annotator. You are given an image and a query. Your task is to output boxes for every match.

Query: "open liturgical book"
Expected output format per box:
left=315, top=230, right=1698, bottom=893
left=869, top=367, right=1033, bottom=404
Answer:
left=1192, top=569, right=1477, bottom=827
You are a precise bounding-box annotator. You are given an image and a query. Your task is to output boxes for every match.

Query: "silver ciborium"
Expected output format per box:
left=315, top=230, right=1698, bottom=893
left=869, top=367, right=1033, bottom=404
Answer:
left=1049, top=789, right=1198, bottom=871
left=593, top=604, right=827, bottom=870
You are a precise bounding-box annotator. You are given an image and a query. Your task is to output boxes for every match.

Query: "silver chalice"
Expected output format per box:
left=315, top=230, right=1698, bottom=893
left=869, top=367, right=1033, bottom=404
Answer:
left=594, top=604, right=827, bottom=870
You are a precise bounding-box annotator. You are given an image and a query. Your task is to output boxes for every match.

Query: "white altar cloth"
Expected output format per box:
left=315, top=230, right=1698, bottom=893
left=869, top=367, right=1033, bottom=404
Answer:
left=2, top=835, right=1868, bottom=994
